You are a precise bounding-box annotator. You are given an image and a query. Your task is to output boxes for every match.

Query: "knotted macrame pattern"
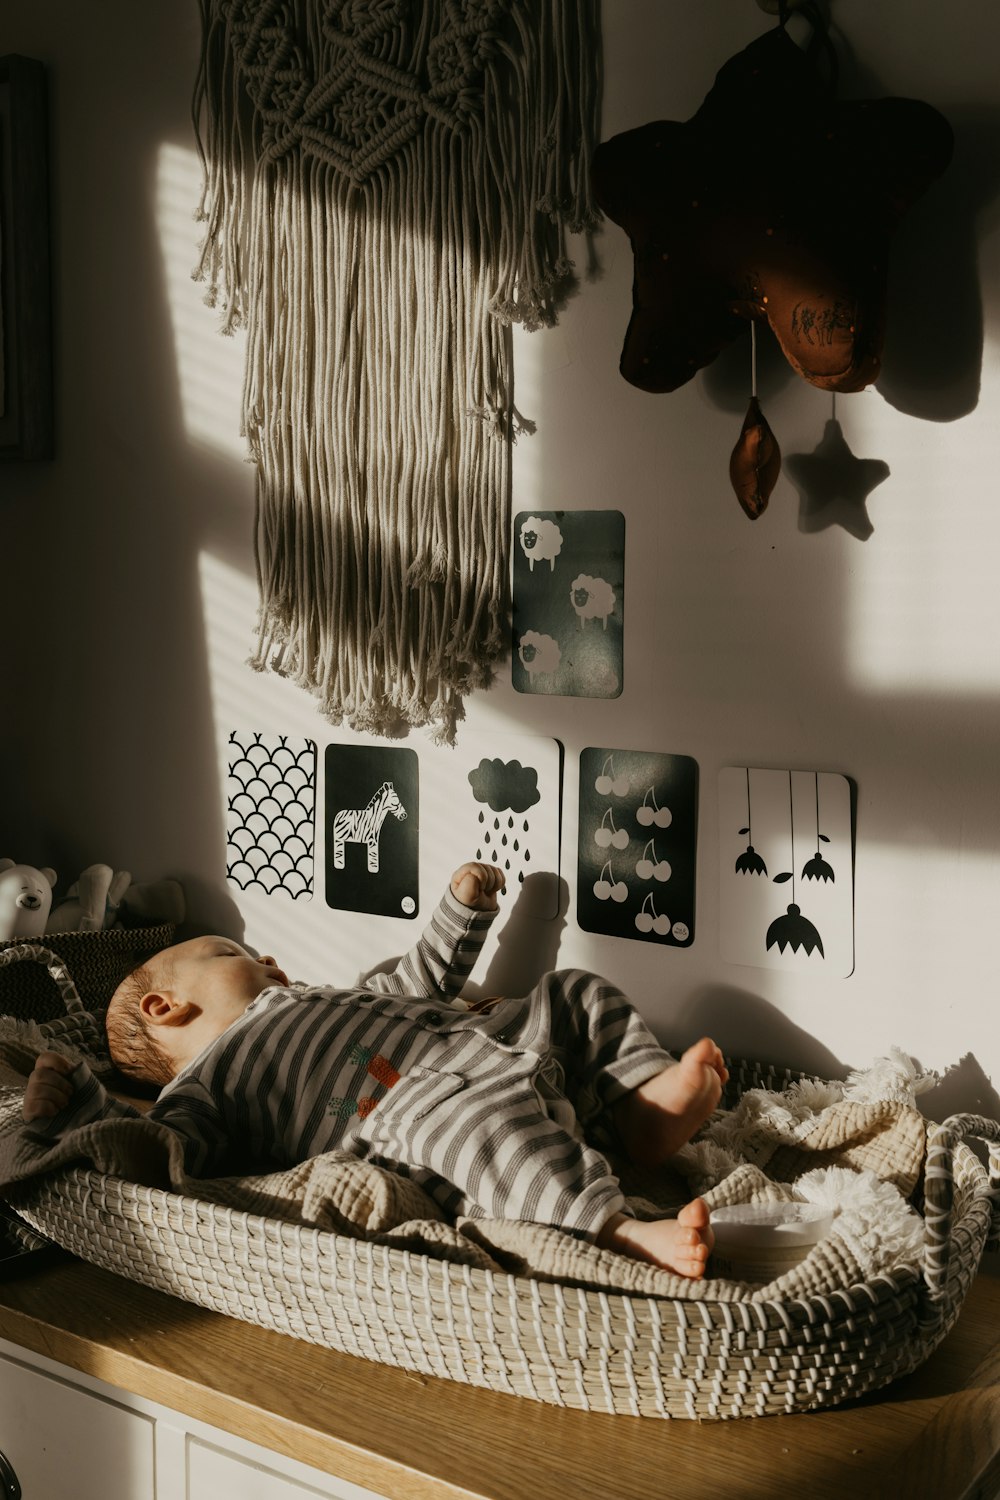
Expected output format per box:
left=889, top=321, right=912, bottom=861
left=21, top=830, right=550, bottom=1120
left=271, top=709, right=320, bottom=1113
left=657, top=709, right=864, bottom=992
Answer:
left=193, top=0, right=601, bottom=742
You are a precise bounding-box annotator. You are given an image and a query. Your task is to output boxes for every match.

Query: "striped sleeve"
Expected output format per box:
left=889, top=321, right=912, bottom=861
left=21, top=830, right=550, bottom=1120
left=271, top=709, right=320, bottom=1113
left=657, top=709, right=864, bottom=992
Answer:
left=147, top=1075, right=232, bottom=1176
left=362, top=886, right=497, bottom=1000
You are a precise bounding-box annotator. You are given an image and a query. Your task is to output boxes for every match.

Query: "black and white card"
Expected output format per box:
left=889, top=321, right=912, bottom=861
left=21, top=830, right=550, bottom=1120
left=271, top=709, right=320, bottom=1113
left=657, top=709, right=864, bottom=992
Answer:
left=325, top=744, right=419, bottom=919
left=719, top=766, right=854, bottom=975
left=512, top=510, right=624, bottom=698
left=421, top=731, right=562, bottom=921
left=577, top=747, right=697, bottom=945
left=227, top=733, right=317, bottom=900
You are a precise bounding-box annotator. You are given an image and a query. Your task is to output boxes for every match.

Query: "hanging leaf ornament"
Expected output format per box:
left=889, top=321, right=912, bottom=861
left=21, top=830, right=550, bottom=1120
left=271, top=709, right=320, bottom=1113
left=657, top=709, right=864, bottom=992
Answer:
left=730, top=395, right=782, bottom=520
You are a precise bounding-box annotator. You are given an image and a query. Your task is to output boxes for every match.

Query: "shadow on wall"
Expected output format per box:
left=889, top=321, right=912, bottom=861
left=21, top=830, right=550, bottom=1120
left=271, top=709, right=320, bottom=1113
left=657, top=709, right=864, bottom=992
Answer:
left=669, top=983, right=847, bottom=1082
left=469, top=873, right=570, bottom=1000
left=919, top=1052, right=1000, bottom=1125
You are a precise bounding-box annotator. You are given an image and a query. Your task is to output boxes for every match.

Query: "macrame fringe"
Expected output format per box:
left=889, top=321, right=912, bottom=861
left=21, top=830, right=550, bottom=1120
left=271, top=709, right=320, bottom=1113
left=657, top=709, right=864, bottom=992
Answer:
left=193, top=0, right=601, bottom=742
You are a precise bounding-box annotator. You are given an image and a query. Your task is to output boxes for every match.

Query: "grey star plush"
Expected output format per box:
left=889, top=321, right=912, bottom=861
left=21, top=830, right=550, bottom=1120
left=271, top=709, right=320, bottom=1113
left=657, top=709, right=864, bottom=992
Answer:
left=784, top=418, right=890, bottom=539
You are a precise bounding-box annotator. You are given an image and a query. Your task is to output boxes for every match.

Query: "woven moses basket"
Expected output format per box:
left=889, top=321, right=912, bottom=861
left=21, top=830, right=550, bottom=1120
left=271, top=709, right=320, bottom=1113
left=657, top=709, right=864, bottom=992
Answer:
left=1, top=939, right=997, bottom=1422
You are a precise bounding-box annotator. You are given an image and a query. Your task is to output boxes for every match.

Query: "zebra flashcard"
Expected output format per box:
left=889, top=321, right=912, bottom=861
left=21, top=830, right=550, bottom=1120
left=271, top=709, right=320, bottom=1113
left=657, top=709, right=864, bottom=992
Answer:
left=325, top=745, right=419, bottom=919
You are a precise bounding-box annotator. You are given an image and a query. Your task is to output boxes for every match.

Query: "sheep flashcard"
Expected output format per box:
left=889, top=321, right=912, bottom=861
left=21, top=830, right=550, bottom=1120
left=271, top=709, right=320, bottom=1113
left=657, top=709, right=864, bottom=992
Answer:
left=577, top=747, right=697, bottom=945
left=420, top=732, right=562, bottom=920
left=325, top=744, right=419, bottom=919
left=227, top=733, right=316, bottom=900
left=719, top=767, right=855, bottom=976
left=512, top=509, right=624, bottom=699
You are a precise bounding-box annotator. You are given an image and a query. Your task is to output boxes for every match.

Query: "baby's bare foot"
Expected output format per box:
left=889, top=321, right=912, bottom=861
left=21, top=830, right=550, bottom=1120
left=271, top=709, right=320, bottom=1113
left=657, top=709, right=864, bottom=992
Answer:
left=598, top=1199, right=714, bottom=1279
left=614, top=1038, right=728, bottom=1168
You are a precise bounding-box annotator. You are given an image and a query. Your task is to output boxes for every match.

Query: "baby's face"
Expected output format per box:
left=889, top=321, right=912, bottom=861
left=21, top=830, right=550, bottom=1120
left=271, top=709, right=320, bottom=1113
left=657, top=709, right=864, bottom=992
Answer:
left=161, top=936, right=289, bottom=1037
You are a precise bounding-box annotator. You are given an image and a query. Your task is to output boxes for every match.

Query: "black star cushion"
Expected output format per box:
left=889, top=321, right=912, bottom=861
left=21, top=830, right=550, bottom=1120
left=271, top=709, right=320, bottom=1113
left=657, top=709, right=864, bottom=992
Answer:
left=592, top=22, right=953, bottom=395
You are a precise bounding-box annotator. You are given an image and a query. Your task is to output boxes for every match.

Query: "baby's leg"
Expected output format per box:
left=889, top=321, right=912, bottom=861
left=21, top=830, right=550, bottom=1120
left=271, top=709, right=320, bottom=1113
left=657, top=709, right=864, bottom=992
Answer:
left=597, top=1199, right=713, bottom=1279
left=613, top=1037, right=728, bottom=1168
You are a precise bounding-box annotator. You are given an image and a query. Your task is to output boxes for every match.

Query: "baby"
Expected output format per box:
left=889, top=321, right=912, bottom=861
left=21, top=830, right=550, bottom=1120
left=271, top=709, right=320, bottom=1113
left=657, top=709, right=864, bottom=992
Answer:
left=23, top=862, right=727, bottom=1278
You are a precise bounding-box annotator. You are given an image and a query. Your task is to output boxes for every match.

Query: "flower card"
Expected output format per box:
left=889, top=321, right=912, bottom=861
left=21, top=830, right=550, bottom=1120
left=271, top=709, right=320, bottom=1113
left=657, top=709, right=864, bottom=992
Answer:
left=719, top=767, right=855, bottom=976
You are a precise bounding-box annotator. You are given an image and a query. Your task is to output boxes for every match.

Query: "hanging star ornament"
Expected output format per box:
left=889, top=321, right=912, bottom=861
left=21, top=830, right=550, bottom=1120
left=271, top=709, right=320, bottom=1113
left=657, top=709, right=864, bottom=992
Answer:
left=784, top=418, right=890, bottom=538
left=591, top=15, right=953, bottom=398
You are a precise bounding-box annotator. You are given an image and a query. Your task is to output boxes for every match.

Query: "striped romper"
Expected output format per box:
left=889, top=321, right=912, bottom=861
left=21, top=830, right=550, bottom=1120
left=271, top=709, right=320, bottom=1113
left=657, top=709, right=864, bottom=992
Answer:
left=101, top=889, right=674, bottom=1240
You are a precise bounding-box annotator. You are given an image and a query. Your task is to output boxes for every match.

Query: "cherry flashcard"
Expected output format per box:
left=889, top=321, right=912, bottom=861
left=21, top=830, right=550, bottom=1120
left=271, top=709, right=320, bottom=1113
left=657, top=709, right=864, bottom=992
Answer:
left=577, top=747, right=697, bottom=945
left=512, top=510, right=624, bottom=699
left=325, top=744, right=419, bottom=919
left=718, top=766, right=855, bottom=976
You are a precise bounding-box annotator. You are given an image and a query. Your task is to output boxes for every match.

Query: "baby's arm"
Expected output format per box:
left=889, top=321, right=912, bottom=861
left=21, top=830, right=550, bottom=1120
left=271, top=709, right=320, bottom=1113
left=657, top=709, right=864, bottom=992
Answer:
left=21, top=1050, right=144, bottom=1131
left=362, top=861, right=504, bottom=1001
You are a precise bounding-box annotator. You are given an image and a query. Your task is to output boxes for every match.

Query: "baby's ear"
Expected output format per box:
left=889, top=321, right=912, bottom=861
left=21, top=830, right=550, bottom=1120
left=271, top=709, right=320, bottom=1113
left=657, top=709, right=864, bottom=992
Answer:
left=140, top=991, right=193, bottom=1027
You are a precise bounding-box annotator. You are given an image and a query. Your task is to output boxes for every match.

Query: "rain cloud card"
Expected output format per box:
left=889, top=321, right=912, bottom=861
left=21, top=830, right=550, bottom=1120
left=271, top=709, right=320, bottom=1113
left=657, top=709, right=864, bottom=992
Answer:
left=512, top=509, right=624, bottom=699
left=421, top=732, right=561, bottom=920
left=577, top=747, right=697, bottom=945
left=719, top=767, right=854, bottom=976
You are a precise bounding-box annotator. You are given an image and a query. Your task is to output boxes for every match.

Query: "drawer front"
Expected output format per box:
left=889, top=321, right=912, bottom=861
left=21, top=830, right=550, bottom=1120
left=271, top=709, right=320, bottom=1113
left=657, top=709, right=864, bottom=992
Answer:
left=186, top=1436, right=386, bottom=1500
left=0, top=1352, right=156, bottom=1500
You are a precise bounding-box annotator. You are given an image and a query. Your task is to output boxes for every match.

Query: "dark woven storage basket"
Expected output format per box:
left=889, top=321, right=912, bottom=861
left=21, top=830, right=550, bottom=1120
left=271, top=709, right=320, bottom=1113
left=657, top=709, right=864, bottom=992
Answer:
left=0, top=926, right=175, bottom=1020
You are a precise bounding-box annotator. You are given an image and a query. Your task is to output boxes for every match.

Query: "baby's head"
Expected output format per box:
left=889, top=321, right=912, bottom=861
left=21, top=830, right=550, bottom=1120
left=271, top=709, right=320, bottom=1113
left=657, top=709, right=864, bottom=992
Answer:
left=105, top=937, right=288, bottom=1087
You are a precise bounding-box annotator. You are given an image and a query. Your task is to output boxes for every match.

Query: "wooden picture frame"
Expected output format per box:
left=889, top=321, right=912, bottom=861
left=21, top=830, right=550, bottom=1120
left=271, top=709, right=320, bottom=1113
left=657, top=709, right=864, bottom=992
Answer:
left=0, top=55, right=52, bottom=461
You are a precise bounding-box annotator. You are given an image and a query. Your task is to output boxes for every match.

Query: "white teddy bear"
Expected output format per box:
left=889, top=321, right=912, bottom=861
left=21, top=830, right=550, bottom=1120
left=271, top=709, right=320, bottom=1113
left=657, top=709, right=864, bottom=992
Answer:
left=0, top=859, right=57, bottom=940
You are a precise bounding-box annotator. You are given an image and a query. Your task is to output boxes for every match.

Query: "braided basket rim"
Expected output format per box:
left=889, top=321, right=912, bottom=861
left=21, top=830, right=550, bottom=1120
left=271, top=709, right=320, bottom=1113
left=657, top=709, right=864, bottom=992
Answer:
left=5, top=1055, right=992, bottom=1421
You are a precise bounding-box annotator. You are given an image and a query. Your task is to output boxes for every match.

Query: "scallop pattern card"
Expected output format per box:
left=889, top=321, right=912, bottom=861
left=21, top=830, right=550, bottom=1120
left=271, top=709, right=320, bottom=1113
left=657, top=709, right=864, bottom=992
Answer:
left=577, top=747, right=697, bottom=945
left=226, top=733, right=316, bottom=899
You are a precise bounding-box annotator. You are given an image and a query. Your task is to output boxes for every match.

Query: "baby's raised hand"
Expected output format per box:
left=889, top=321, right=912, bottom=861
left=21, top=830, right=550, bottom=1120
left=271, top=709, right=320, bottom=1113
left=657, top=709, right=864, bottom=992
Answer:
left=22, top=1051, right=75, bottom=1122
left=451, top=861, right=505, bottom=911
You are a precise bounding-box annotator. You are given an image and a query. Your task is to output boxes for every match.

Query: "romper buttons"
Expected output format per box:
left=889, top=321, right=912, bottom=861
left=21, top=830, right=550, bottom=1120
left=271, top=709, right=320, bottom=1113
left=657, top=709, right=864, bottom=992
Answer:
left=425, top=1010, right=443, bottom=1026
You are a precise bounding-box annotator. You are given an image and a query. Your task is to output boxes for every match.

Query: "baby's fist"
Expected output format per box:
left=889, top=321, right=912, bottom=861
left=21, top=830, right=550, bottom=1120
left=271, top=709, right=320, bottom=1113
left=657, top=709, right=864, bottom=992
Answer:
left=451, top=862, right=505, bottom=911
left=22, top=1051, right=75, bottom=1122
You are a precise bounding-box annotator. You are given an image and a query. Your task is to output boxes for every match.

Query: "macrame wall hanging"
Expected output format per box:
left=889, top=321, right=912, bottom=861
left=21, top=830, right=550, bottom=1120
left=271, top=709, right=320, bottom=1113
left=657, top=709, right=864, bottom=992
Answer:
left=193, top=0, right=601, bottom=742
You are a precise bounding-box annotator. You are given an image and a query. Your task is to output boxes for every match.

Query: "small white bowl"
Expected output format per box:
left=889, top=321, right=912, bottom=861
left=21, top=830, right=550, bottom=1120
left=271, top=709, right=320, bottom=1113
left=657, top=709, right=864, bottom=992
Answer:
left=709, top=1203, right=835, bottom=1283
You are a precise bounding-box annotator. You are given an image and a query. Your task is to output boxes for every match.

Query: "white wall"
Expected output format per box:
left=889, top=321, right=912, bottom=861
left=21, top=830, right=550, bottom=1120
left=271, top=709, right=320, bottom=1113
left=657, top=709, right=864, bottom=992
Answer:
left=2, top=1, right=998, bottom=1122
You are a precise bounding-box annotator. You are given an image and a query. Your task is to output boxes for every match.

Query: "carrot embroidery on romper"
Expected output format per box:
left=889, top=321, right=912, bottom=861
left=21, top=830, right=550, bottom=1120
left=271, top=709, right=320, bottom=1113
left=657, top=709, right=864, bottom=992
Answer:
left=327, top=1045, right=402, bottom=1118
left=326, top=1096, right=359, bottom=1120
left=348, top=1042, right=401, bottom=1089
